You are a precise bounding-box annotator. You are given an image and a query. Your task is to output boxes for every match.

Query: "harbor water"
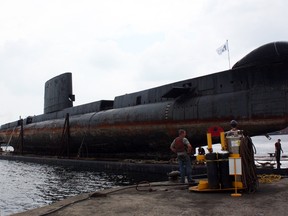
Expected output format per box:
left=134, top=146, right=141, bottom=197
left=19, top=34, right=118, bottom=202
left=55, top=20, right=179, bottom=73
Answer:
left=0, top=159, right=165, bottom=216
left=253, top=135, right=288, bottom=156
left=252, top=134, right=288, bottom=168
left=0, top=134, right=287, bottom=215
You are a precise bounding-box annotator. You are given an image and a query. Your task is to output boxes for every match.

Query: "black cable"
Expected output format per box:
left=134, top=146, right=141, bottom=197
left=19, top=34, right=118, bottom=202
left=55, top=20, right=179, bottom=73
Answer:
left=39, top=182, right=189, bottom=215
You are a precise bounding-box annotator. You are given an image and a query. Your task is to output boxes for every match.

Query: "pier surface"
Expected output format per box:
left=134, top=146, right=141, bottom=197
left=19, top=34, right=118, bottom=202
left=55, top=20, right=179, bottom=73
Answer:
left=13, top=178, right=288, bottom=216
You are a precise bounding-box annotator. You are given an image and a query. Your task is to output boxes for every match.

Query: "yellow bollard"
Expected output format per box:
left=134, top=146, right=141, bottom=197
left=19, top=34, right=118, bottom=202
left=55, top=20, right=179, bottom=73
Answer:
left=207, top=133, right=212, bottom=151
left=220, top=131, right=227, bottom=151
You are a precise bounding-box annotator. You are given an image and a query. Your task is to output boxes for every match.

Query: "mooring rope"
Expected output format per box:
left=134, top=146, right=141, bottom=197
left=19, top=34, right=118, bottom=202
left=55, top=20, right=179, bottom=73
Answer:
left=257, top=174, right=282, bottom=183
left=240, top=135, right=259, bottom=193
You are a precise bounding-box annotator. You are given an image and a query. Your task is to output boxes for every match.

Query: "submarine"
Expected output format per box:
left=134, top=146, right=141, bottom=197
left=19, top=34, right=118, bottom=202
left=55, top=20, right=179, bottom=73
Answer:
left=1, top=41, right=288, bottom=160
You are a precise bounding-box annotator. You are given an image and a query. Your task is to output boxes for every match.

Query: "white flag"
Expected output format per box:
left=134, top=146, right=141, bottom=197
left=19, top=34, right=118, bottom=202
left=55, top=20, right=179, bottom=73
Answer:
left=216, top=41, right=228, bottom=55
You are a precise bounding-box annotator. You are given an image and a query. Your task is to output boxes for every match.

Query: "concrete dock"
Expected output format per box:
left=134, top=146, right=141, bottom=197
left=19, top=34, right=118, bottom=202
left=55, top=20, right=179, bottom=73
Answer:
left=13, top=177, right=288, bottom=216
left=2, top=154, right=288, bottom=216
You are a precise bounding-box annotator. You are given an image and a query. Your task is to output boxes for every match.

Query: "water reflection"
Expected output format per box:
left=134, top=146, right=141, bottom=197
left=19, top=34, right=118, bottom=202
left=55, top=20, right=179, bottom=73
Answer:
left=0, top=159, right=160, bottom=216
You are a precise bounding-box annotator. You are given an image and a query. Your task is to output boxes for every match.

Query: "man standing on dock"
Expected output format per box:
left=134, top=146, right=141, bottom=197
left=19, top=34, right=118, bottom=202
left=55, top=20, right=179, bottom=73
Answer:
left=170, top=129, right=194, bottom=184
left=275, top=139, right=284, bottom=169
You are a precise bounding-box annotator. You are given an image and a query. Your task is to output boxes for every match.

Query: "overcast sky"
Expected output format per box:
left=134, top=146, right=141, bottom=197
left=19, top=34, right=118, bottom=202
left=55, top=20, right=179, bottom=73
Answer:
left=0, top=0, right=287, bottom=124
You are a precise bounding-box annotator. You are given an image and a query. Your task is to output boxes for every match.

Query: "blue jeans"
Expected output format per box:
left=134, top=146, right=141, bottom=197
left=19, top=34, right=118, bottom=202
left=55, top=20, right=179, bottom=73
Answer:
left=178, top=154, right=193, bottom=183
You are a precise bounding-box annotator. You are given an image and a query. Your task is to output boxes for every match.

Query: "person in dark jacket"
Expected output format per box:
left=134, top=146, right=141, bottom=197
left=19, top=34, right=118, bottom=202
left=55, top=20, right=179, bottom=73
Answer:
left=275, top=139, right=284, bottom=169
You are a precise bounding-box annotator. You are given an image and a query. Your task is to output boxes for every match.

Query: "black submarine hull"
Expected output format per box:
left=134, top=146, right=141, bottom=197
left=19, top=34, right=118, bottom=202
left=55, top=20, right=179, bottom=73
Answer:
left=1, top=41, right=288, bottom=159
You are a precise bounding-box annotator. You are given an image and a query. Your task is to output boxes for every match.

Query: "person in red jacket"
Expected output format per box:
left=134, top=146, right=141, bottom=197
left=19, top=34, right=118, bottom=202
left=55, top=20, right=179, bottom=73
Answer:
left=170, top=129, right=194, bottom=184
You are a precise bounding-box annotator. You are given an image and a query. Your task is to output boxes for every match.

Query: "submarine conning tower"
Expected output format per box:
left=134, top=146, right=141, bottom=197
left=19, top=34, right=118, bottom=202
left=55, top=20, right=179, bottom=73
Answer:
left=44, top=72, right=75, bottom=114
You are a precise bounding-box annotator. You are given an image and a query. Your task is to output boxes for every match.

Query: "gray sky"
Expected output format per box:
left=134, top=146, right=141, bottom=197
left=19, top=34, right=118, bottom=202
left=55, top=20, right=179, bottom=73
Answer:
left=1, top=0, right=288, bottom=124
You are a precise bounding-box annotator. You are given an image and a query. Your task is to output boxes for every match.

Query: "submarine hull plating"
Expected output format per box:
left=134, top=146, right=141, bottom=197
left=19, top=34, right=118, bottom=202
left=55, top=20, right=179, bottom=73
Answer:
left=1, top=42, right=288, bottom=159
